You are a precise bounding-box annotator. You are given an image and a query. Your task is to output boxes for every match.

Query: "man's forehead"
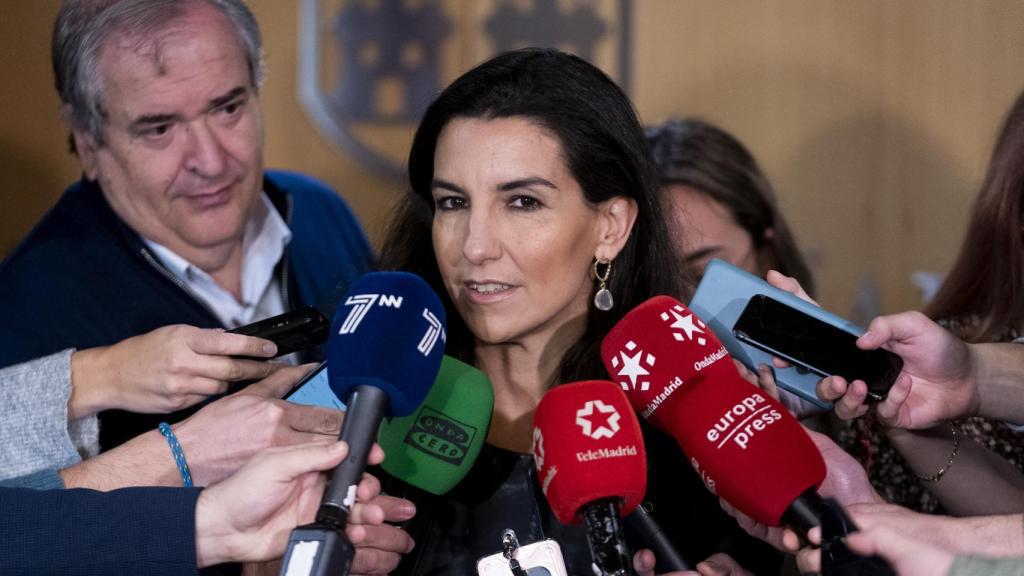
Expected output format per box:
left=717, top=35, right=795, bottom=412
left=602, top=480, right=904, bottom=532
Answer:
left=96, top=10, right=251, bottom=119
left=101, top=2, right=242, bottom=73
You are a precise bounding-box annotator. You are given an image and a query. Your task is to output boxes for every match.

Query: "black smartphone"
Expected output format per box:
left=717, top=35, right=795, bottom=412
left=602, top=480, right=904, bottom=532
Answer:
left=732, top=294, right=903, bottom=402
left=228, top=306, right=329, bottom=358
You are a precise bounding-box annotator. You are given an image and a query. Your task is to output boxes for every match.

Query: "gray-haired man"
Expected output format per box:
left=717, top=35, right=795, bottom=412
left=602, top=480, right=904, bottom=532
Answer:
left=0, top=1, right=409, bottom=573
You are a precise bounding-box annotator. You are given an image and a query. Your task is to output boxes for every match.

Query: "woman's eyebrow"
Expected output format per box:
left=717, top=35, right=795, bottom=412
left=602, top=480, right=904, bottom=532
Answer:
left=431, top=178, right=464, bottom=193
left=497, top=177, right=557, bottom=192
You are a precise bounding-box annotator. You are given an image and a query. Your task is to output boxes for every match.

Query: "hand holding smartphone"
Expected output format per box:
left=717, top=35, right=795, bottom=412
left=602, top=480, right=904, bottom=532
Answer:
left=733, top=295, right=903, bottom=402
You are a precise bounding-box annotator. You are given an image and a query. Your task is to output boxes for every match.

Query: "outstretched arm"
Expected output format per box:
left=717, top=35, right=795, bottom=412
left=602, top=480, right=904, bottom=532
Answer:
left=820, top=310, right=1024, bottom=427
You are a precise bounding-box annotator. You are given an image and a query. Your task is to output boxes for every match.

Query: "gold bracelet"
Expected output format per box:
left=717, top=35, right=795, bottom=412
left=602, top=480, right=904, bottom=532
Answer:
left=916, top=423, right=960, bottom=482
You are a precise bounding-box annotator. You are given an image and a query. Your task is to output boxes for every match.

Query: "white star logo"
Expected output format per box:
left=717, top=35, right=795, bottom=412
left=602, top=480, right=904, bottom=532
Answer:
left=575, top=400, right=621, bottom=440
left=532, top=428, right=545, bottom=470
left=660, top=305, right=707, bottom=345
left=609, top=340, right=655, bottom=391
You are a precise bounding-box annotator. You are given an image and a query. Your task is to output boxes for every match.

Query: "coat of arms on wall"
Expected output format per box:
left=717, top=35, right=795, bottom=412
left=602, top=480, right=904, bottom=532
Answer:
left=299, top=0, right=633, bottom=178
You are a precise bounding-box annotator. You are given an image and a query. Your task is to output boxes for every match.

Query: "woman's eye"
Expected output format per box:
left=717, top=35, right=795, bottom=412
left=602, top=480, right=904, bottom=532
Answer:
left=435, top=196, right=467, bottom=210
left=509, top=195, right=542, bottom=210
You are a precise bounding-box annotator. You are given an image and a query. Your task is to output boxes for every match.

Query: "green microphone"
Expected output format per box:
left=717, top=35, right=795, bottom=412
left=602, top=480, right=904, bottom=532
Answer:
left=377, top=356, right=494, bottom=494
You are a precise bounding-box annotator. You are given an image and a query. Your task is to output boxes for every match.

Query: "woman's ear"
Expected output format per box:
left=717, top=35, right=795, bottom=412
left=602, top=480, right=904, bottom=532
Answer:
left=595, top=196, right=638, bottom=261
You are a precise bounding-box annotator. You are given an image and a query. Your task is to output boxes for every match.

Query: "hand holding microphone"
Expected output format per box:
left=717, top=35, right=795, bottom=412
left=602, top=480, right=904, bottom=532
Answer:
left=531, top=380, right=645, bottom=575
left=280, top=272, right=446, bottom=576
left=194, top=440, right=383, bottom=567
left=602, top=297, right=896, bottom=575
left=376, top=356, right=494, bottom=574
left=532, top=380, right=648, bottom=576
left=601, top=296, right=825, bottom=531
left=722, top=426, right=884, bottom=555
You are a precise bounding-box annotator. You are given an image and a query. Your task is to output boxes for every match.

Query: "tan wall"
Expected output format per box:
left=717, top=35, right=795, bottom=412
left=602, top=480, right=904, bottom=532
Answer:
left=2, top=1, right=1022, bottom=318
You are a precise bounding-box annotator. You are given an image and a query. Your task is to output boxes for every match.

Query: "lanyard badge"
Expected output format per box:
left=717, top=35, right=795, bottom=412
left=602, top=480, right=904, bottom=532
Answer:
left=476, top=529, right=569, bottom=576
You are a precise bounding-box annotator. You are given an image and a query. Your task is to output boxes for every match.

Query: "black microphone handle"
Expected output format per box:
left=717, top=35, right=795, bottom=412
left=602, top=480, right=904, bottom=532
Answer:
left=624, top=505, right=690, bottom=572
left=786, top=494, right=897, bottom=576
left=582, top=497, right=637, bottom=576
left=781, top=488, right=827, bottom=537
left=317, top=385, right=390, bottom=528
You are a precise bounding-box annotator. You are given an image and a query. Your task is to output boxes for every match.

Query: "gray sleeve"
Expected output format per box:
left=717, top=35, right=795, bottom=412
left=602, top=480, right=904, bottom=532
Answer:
left=0, top=469, right=65, bottom=490
left=0, top=350, right=99, bottom=480
left=949, top=555, right=1024, bottom=576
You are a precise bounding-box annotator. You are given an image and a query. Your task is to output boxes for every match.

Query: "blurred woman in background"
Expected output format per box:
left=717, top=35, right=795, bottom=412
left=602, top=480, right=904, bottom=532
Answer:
left=646, top=118, right=815, bottom=297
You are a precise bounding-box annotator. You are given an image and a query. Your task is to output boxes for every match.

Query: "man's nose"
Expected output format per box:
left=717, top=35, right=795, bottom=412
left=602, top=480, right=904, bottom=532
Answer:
left=183, top=121, right=227, bottom=178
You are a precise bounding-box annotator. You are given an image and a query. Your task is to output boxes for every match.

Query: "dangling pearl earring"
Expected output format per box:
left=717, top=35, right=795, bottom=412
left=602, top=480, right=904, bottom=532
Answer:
left=593, top=258, right=614, bottom=311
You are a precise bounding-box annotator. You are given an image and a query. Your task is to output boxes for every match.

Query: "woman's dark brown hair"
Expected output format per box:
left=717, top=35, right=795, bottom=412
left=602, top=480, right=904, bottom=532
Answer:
left=924, top=90, right=1024, bottom=342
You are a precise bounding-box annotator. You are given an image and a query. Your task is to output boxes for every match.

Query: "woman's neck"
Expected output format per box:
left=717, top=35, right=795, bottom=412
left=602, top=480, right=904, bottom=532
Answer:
left=475, top=320, right=584, bottom=453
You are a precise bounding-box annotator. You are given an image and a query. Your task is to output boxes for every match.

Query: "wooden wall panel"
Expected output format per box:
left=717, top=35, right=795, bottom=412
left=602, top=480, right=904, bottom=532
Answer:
left=3, top=1, right=1023, bottom=317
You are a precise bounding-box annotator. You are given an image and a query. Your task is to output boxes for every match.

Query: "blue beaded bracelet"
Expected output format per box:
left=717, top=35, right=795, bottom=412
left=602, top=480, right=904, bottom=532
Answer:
left=158, top=422, right=193, bottom=487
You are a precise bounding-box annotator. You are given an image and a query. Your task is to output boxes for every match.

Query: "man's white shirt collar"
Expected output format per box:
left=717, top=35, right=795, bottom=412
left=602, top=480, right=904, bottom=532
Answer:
left=142, top=192, right=292, bottom=329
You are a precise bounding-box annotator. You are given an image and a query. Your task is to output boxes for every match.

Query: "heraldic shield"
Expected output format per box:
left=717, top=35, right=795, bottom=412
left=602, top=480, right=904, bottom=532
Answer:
left=299, top=0, right=633, bottom=179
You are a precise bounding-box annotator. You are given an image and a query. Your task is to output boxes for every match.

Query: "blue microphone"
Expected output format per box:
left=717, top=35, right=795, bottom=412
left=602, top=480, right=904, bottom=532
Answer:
left=281, top=272, right=445, bottom=576
left=319, top=271, right=445, bottom=524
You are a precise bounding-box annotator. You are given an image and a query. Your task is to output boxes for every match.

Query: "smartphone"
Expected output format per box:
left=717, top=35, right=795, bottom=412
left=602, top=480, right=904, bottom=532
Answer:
left=733, top=294, right=903, bottom=402
left=285, top=361, right=346, bottom=411
left=690, top=259, right=839, bottom=409
left=228, top=306, right=329, bottom=358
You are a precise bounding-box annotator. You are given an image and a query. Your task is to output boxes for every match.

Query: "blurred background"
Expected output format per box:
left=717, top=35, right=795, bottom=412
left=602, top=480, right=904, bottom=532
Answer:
left=2, top=0, right=1023, bottom=321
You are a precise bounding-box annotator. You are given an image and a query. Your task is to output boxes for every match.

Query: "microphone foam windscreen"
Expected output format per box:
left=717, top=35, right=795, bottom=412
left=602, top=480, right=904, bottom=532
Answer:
left=601, top=296, right=825, bottom=526
left=327, top=271, right=446, bottom=417
left=532, top=380, right=647, bottom=526
left=378, top=355, right=494, bottom=494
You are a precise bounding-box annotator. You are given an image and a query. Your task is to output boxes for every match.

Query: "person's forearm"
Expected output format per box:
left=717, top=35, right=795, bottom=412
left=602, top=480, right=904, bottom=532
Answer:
left=943, top=513, right=1024, bottom=557
left=973, top=343, right=1024, bottom=424
left=59, top=429, right=181, bottom=490
left=887, top=427, right=1024, bottom=516
left=68, top=347, right=115, bottom=419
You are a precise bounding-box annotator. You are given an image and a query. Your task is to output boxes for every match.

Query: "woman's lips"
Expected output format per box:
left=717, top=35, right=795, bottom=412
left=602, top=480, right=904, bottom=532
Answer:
left=463, top=281, right=517, bottom=304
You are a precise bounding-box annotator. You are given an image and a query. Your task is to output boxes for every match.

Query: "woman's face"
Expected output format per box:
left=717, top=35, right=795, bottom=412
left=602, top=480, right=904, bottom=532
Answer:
left=666, top=184, right=760, bottom=278
left=430, top=117, right=613, bottom=348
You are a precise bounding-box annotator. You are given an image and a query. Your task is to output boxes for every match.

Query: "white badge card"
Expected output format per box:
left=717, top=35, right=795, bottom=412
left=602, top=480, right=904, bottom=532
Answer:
left=476, top=539, right=568, bottom=576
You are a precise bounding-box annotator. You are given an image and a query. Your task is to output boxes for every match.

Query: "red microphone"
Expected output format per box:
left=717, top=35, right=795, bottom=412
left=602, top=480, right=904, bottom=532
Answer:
left=600, top=296, right=826, bottom=530
left=532, top=380, right=647, bottom=576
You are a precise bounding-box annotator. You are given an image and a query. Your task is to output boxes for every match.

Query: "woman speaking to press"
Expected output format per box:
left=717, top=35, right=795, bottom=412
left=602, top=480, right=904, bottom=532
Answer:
left=378, top=48, right=781, bottom=575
